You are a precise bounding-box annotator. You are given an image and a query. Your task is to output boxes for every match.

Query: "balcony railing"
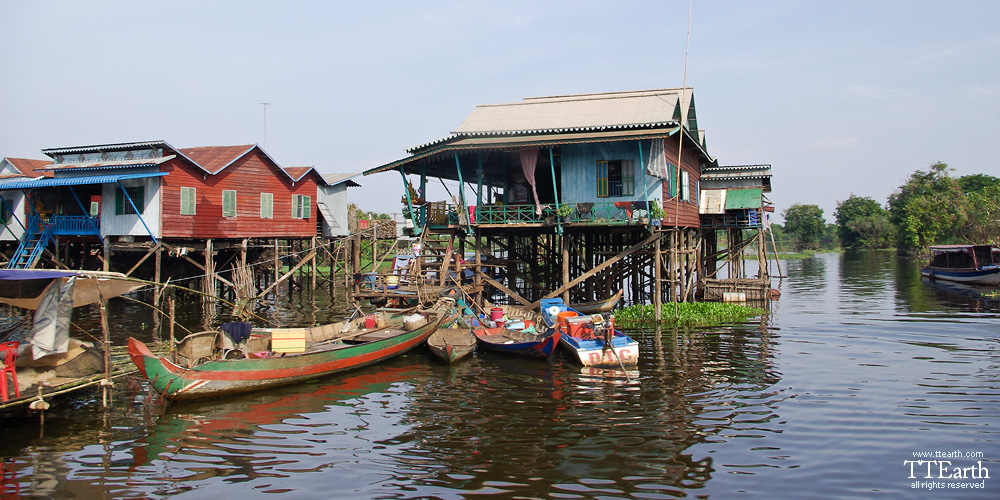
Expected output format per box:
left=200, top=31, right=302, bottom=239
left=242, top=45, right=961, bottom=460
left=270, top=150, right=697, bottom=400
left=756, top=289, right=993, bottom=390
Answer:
left=406, top=200, right=659, bottom=229
left=47, top=215, right=101, bottom=235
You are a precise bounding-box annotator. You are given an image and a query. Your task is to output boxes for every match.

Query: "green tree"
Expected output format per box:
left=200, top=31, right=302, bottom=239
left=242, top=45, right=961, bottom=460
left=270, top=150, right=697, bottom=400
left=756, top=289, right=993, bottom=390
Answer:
left=960, top=184, right=1000, bottom=244
left=887, top=162, right=966, bottom=253
left=782, top=203, right=826, bottom=251
left=959, top=174, right=1000, bottom=194
left=834, top=194, right=893, bottom=249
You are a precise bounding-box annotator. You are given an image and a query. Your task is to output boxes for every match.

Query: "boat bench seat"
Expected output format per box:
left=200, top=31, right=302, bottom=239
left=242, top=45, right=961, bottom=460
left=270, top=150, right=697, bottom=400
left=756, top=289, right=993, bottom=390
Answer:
left=347, top=329, right=404, bottom=343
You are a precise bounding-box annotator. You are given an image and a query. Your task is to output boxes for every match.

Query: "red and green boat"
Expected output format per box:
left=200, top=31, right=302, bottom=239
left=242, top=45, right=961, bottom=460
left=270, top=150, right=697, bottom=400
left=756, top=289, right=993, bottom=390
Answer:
left=128, top=308, right=456, bottom=402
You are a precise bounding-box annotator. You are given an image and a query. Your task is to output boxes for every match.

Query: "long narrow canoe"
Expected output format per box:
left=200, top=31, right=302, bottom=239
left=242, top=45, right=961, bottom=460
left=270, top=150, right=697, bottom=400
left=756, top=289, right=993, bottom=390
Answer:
left=570, top=290, right=623, bottom=314
left=472, top=322, right=560, bottom=359
left=427, top=325, right=477, bottom=363
left=129, top=309, right=456, bottom=402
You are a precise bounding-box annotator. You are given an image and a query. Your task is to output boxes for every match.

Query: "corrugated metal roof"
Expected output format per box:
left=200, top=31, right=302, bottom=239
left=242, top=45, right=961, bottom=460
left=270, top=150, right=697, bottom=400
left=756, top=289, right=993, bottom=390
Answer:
left=323, top=173, right=361, bottom=187
left=454, top=88, right=691, bottom=135
left=365, top=127, right=680, bottom=176
left=0, top=172, right=167, bottom=190
left=41, top=155, right=176, bottom=171
left=42, top=141, right=167, bottom=155
left=724, top=188, right=763, bottom=210
left=178, top=145, right=256, bottom=174
left=3, top=158, right=54, bottom=177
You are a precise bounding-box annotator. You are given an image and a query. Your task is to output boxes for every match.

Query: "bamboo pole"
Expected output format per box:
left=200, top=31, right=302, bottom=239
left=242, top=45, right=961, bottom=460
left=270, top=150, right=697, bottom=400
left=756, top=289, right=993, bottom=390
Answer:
left=98, top=292, right=111, bottom=408
left=655, top=233, right=662, bottom=320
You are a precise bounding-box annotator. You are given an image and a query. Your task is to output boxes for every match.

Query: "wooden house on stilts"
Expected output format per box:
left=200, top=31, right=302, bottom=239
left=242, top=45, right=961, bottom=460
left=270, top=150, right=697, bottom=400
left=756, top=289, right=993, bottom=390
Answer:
left=361, top=88, right=721, bottom=309
left=0, top=141, right=363, bottom=321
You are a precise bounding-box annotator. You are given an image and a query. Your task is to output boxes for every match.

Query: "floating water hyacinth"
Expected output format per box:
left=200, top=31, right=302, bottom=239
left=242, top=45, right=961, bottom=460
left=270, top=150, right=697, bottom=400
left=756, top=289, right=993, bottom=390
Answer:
left=612, top=302, right=767, bottom=328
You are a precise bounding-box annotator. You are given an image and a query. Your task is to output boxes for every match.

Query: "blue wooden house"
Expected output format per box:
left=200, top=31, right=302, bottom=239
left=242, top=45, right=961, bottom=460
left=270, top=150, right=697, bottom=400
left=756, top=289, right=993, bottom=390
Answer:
left=361, top=88, right=720, bottom=306
left=366, top=88, right=714, bottom=233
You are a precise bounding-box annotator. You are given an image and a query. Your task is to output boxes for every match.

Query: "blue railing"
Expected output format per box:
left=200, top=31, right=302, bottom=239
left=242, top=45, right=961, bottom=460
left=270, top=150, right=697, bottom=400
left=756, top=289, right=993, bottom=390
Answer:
left=48, top=215, right=101, bottom=235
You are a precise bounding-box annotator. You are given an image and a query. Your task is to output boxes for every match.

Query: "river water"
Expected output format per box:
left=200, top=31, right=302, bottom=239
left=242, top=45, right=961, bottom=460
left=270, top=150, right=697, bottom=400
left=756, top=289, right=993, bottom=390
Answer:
left=0, top=252, right=997, bottom=498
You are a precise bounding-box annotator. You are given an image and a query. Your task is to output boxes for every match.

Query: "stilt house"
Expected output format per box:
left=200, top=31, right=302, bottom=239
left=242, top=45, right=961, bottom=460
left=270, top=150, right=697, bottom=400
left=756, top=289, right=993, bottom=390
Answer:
left=361, top=88, right=717, bottom=307
left=0, top=141, right=328, bottom=277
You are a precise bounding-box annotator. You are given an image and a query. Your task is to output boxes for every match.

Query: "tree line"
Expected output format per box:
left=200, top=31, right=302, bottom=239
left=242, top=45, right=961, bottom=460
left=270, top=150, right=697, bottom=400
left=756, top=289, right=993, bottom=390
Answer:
left=777, top=163, right=1000, bottom=255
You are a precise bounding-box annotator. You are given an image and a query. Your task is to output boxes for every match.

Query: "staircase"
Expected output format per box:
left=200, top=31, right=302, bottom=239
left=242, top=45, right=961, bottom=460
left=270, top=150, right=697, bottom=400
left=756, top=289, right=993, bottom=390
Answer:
left=7, top=216, right=53, bottom=269
left=416, top=231, right=464, bottom=287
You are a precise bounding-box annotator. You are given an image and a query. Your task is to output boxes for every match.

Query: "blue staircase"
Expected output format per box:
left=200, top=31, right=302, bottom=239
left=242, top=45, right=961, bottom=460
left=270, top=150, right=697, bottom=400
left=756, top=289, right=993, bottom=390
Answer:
left=7, top=216, right=54, bottom=269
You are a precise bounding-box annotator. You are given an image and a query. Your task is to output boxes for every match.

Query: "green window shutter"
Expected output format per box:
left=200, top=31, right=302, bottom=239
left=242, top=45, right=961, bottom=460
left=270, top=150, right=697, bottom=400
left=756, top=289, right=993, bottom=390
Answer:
left=291, top=195, right=300, bottom=218
left=596, top=161, right=609, bottom=198
left=133, top=187, right=144, bottom=214
left=223, top=190, right=237, bottom=217
left=180, top=187, right=196, bottom=215
left=680, top=170, right=690, bottom=201
left=669, top=164, right=677, bottom=198
left=303, top=195, right=311, bottom=219
left=115, top=187, right=125, bottom=215
left=622, top=160, right=635, bottom=196
left=260, top=193, right=273, bottom=219
left=90, top=201, right=99, bottom=216
left=116, top=186, right=144, bottom=215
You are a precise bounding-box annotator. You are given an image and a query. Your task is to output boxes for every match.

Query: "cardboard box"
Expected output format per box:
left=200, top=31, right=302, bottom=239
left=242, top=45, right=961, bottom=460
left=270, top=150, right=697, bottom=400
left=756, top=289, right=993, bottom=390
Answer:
left=271, top=328, right=307, bottom=353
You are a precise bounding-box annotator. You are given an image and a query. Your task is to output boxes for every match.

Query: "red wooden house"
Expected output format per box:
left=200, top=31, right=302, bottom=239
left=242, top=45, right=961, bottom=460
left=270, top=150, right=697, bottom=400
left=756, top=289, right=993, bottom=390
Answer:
left=0, top=140, right=326, bottom=269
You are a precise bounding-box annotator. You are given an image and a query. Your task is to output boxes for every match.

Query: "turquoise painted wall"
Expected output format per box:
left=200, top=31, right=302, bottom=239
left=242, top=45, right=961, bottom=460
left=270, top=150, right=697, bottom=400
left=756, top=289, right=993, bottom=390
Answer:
left=559, top=139, right=662, bottom=204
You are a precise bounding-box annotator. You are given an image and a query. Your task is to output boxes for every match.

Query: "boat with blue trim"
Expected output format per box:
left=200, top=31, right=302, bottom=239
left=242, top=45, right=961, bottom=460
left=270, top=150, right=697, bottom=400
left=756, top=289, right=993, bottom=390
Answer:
left=921, top=244, right=1000, bottom=286
left=539, top=298, right=638, bottom=368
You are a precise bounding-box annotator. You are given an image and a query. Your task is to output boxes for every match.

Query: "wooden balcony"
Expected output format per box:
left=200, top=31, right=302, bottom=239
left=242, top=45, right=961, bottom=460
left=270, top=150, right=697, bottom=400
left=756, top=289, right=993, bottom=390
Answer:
left=405, top=201, right=659, bottom=230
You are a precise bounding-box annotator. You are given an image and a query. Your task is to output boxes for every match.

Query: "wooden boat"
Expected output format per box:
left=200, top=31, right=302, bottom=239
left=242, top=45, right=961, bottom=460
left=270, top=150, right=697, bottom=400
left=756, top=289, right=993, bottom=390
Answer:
left=128, top=307, right=457, bottom=402
left=426, top=323, right=477, bottom=363
left=540, top=298, right=639, bottom=368
left=921, top=245, right=1000, bottom=285
left=472, top=320, right=560, bottom=359
left=570, top=290, right=623, bottom=314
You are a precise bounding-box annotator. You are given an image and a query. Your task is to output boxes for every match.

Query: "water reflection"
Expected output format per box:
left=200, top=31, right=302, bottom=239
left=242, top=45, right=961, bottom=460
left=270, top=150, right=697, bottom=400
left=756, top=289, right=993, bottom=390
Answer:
left=1, top=252, right=997, bottom=498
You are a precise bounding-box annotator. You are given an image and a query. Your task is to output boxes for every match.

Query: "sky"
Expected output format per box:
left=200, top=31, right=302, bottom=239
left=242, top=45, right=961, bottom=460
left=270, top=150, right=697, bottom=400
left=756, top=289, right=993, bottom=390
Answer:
left=2, top=1, right=998, bottom=223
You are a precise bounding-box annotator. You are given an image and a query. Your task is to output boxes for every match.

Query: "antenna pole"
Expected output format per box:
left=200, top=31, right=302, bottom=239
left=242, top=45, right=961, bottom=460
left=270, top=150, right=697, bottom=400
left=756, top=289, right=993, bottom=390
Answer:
left=259, top=102, right=271, bottom=149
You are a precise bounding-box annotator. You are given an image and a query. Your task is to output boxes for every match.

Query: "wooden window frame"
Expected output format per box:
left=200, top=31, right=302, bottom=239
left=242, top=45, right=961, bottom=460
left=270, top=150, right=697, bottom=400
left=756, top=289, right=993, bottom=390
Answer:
left=292, top=194, right=311, bottom=219
left=222, top=189, right=237, bottom=218
left=180, top=187, right=197, bottom=215
left=260, top=192, right=273, bottom=219
left=597, top=160, right=635, bottom=198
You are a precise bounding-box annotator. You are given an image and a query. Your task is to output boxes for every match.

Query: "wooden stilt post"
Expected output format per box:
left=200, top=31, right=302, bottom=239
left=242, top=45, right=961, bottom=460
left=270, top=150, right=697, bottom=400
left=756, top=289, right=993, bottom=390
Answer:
left=153, top=245, right=162, bottom=342
left=561, top=233, right=570, bottom=303
left=655, top=232, right=662, bottom=321
left=103, top=239, right=110, bottom=272
left=311, top=236, right=318, bottom=290
left=274, top=238, right=280, bottom=286
left=205, top=238, right=215, bottom=298
left=475, top=239, right=482, bottom=308
left=168, top=295, right=176, bottom=363
left=98, top=293, right=111, bottom=408
left=695, top=229, right=704, bottom=300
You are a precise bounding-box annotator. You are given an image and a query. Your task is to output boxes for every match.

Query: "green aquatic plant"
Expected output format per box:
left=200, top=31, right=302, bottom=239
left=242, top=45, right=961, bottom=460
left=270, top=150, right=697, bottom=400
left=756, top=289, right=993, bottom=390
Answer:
left=612, top=302, right=767, bottom=328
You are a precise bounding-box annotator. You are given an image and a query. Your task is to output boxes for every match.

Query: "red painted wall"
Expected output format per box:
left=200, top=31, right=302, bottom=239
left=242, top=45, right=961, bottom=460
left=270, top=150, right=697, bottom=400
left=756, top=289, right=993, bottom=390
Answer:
left=159, top=153, right=318, bottom=239
left=659, top=135, right=702, bottom=228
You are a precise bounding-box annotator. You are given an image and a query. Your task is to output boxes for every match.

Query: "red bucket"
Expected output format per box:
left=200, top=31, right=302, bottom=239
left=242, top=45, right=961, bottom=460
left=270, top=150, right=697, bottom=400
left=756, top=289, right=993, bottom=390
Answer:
left=365, top=314, right=376, bottom=329
left=490, top=307, right=504, bottom=322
